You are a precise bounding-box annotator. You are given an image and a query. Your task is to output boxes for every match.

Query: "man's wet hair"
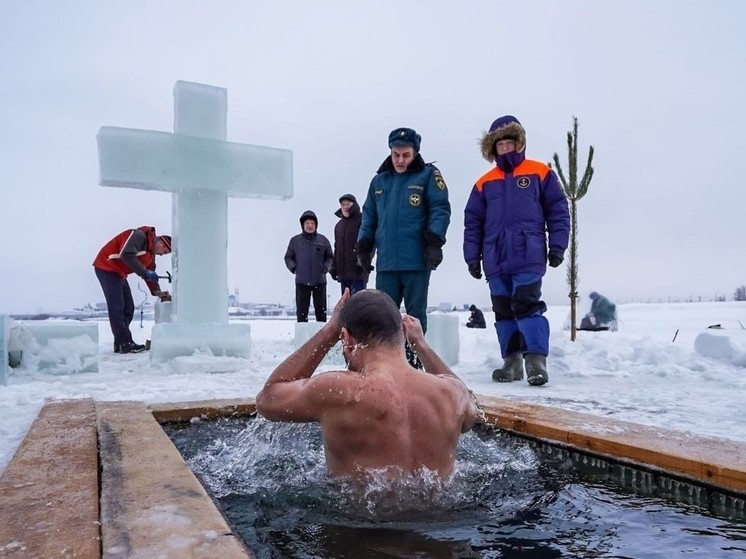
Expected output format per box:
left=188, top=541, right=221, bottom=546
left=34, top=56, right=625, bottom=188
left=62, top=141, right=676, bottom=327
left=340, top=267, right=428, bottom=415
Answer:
left=340, top=290, right=404, bottom=346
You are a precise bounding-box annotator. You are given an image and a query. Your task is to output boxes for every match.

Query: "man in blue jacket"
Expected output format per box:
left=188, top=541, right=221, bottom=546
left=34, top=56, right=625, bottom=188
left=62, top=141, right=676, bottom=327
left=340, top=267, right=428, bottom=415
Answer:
left=356, top=127, right=451, bottom=336
left=463, top=115, right=570, bottom=386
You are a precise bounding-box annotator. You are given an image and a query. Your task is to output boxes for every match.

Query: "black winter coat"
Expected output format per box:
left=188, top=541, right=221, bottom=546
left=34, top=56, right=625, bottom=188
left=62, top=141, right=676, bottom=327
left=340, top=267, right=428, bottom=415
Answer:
left=284, top=231, right=333, bottom=286
left=331, top=202, right=369, bottom=282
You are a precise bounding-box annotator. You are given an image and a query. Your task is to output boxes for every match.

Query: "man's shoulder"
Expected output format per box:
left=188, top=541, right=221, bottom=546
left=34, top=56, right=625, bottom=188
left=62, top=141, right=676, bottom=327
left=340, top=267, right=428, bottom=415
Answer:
left=307, top=370, right=362, bottom=399
left=516, top=158, right=553, bottom=179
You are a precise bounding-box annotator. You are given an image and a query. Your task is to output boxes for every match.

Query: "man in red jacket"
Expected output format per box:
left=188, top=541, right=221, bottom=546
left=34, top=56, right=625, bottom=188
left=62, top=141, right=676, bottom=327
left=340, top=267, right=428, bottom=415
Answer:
left=93, top=226, right=172, bottom=353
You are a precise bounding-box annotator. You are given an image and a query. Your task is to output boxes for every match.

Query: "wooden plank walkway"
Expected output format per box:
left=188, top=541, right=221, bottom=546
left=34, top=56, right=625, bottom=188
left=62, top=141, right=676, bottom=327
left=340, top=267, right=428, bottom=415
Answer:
left=0, top=399, right=99, bottom=558
left=96, top=401, right=250, bottom=559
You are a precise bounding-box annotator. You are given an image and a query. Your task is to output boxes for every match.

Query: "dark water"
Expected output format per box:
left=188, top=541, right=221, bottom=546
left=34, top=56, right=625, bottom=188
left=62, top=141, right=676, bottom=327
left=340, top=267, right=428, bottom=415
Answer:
left=165, top=417, right=746, bottom=559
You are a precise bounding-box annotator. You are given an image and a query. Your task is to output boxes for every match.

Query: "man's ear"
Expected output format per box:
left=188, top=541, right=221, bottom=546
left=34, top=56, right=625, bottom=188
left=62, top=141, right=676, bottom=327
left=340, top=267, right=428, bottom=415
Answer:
left=339, top=326, right=355, bottom=345
left=340, top=327, right=355, bottom=348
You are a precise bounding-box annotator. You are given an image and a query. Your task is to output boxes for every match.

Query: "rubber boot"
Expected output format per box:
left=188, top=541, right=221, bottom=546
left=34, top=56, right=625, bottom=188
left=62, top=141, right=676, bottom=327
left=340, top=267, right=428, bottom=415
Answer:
left=525, top=353, right=548, bottom=386
left=492, top=352, right=524, bottom=382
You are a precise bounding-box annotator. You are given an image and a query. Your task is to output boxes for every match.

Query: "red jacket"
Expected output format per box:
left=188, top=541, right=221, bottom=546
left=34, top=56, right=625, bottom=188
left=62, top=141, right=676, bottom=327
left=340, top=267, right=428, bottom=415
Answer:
left=93, top=226, right=160, bottom=293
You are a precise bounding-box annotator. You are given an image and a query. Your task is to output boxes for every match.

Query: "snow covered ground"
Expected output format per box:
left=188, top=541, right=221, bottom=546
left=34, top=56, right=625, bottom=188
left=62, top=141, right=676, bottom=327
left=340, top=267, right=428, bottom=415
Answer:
left=2, top=300, right=745, bottom=475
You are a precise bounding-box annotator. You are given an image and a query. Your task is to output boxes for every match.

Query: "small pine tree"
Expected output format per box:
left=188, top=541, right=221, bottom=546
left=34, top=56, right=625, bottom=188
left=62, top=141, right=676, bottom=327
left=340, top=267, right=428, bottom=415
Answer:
left=735, top=285, right=746, bottom=301
left=553, top=117, right=595, bottom=341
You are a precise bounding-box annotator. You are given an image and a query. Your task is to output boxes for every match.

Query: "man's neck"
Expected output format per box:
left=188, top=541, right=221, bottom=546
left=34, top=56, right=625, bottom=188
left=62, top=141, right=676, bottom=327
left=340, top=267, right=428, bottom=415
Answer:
left=352, top=343, right=407, bottom=372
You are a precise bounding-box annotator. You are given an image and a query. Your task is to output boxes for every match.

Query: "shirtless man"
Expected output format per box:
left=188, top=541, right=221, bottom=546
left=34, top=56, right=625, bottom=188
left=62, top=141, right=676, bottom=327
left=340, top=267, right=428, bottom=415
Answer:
left=255, top=289, right=481, bottom=479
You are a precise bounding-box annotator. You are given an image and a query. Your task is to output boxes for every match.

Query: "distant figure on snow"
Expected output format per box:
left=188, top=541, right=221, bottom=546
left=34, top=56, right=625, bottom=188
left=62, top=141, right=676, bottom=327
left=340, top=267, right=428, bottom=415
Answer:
left=579, top=291, right=617, bottom=331
left=256, top=289, right=480, bottom=480
left=329, top=193, right=368, bottom=295
left=92, top=226, right=172, bottom=354
left=466, top=304, right=487, bottom=329
left=284, top=210, right=334, bottom=322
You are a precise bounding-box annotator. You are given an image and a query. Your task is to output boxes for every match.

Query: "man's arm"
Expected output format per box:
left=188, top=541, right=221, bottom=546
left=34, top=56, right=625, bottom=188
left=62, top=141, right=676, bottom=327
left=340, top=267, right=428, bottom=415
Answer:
left=357, top=180, right=378, bottom=243
left=120, top=229, right=148, bottom=276
left=283, top=237, right=297, bottom=273
left=402, top=314, right=481, bottom=431
left=256, top=290, right=350, bottom=422
left=402, top=314, right=456, bottom=378
left=425, top=167, right=451, bottom=240
left=542, top=170, right=571, bottom=254
left=121, top=229, right=162, bottom=294
left=323, top=236, right=334, bottom=274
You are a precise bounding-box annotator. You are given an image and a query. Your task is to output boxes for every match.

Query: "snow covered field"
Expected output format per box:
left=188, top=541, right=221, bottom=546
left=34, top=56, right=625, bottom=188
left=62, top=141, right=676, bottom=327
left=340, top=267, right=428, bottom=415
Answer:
left=1, top=300, right=745, bottom=475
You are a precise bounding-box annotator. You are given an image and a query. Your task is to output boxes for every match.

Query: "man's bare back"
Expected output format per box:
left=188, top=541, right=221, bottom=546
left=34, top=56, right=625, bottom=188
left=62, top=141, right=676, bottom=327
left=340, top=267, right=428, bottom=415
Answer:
left=256, top=289, right=480, bottom=479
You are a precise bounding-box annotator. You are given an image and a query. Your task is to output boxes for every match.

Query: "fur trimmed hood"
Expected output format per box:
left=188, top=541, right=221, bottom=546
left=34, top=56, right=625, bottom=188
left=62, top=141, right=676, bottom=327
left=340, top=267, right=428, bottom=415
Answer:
left=479, top=115, right=526, bottom=163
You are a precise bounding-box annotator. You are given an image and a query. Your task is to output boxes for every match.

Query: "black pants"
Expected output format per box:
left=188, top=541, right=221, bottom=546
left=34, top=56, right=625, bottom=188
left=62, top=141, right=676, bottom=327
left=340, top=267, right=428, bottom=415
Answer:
left=95, top=268, right=134, bottom=347
left=296, top=283, right=327, bottom=322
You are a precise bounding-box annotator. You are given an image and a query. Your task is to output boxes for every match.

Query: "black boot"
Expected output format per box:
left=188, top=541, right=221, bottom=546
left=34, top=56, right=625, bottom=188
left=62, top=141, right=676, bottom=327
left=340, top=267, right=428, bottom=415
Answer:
left=492, top=352, right=524, bottom=382
left=120, top=341, right=147, bottom=354
left=525, top=353, right=548, bottom=386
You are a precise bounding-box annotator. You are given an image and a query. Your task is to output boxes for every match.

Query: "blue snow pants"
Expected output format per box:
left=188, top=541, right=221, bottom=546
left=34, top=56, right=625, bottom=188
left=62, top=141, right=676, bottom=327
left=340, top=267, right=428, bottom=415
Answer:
left=489, top=272, right=549, bottom=357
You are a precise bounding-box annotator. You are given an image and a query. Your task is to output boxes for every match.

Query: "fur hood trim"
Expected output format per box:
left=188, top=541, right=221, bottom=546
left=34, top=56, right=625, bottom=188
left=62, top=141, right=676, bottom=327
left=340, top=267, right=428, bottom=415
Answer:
left=480, top=120, right=526, bottom=163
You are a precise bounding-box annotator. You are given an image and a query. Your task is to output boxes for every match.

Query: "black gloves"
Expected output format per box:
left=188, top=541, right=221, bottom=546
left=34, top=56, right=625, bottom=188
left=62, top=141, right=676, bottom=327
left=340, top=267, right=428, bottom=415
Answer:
left=548, top=250, right=564, bottom=268
left=423, top=230, right=445, bottom=271
left=468, top=261, right=482, bottom=280
left=355, top=238, right=375, bottom=273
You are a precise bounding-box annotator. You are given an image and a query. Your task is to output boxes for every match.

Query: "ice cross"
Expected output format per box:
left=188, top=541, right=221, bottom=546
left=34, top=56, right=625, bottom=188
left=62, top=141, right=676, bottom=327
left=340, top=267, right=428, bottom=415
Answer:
left=96, top=80, right=293, bottom=362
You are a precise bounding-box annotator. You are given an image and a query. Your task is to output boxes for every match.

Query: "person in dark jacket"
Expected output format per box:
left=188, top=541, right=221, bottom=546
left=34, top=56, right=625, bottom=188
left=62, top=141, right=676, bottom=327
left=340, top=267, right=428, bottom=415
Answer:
left=579, top=291, right=617, bottom=330
left=92, top=226, right=172, bottom=353
left=466, top=304, right=487, bottom=329
left=356, top=127, right=451, bottom=334
left=329, top=194, right=368, bottom=295
left=463, top=115, right=570, bottom=386
left=284, top=210, right=334, bottom=322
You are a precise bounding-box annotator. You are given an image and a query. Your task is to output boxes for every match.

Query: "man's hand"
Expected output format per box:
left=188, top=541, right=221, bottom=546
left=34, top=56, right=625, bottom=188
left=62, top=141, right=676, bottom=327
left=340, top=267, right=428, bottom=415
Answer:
left=423, top=231, right=445, bottom=270
left=143, top=270, right=158, bottom=282
left=157, top=291, right=172, bottom=302
left=468, top=261, right=482, bottom=280
left=548, top=251, right=564, bottom=268
left=328, top=288, right=351, bottom=335
left=425, top=245, right=443, bottom=270
left=402, top=314, right=426, bottom=349
left=355, top=238, right=374, bottom=273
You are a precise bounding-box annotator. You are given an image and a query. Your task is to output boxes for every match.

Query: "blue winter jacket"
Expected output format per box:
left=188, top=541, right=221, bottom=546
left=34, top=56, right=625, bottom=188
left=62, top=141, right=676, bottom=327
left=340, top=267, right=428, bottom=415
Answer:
left=358, top=154, right=450, bottom=272
left=463, top=158, right=570, bottom=278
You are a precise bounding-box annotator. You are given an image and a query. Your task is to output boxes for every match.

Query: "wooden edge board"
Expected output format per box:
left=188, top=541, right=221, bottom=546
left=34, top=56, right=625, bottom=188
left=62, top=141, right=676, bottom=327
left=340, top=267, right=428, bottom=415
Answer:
left=96, top=400, right=252, bottom=559
left=0, top=398, right=100, bottom=558
left=149, top=398, right=256, bottom=423
left=478, top=395, right=746, bottom=494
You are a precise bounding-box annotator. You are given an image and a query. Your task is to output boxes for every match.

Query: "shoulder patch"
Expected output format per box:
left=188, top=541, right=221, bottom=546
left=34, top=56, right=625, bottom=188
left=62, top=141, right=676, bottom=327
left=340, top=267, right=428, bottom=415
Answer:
left=433, top=169, right=447, bottom=191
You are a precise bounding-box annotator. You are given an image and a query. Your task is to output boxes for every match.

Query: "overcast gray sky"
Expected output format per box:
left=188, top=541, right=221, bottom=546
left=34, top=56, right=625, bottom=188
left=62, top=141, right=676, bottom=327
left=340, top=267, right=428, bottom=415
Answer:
left=2, top=0, right=745, bottom=313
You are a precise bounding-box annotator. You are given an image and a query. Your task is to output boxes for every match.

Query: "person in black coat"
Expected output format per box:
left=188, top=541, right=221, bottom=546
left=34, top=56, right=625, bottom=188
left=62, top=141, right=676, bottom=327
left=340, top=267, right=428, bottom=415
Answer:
left=466, top=304, right=487, bottom=329
left=330, top=194, right=369, bottom=295
left=284, top=210, right=334, bottom=322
